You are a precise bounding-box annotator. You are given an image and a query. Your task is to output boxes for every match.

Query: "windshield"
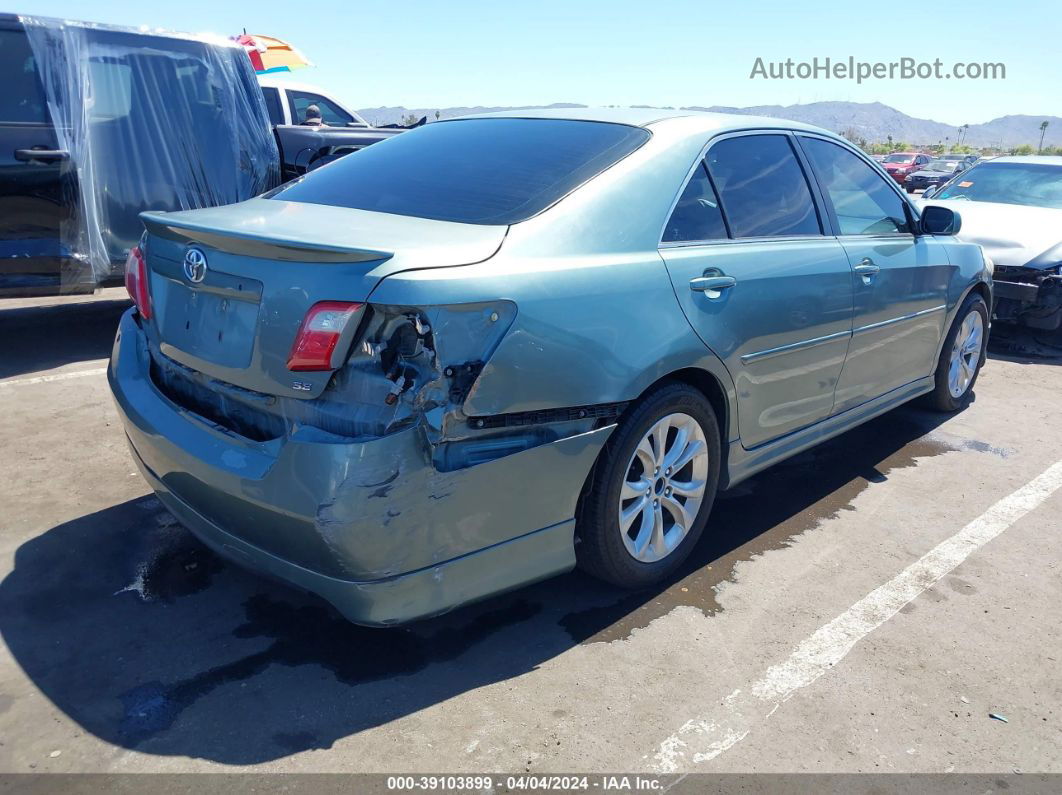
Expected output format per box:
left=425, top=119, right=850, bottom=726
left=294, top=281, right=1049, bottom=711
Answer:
left=925, top=160, right=957, bottom=172
left=268, top=118, right=651, bottom=224
left=935, top=161, right=1062, bottom=209
left=884, top=154, right=914, bottom=163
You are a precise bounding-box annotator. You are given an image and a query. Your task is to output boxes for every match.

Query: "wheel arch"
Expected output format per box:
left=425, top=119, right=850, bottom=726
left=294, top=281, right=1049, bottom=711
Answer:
left=936, top=278, right=992, bottom=362
left=573, top=364, right=731, bottom=567
left=658, top=367, right=730, bottom=438
left=579, top=364, right=735, bottom=511
left=968, top=280, right=992, bottom=311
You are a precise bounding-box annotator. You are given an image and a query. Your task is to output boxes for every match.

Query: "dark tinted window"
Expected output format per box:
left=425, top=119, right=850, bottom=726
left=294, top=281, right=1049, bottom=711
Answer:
left=802, top=138, right=911, bottom=234
left=706, top=135, right=820, bottom=237
left=260, top=86, right=284, bottom=126
left=0, top=30, right=49, bottom=123
left=270, top=118, right=652, bottom=224
left=662, top=164, right=728, bottom=242
left=287, top=90, right=354, bottom=126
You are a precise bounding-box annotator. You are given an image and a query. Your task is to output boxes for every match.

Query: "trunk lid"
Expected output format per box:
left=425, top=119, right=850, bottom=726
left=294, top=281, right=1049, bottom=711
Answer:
left=140, top=198, right=506, bottom=399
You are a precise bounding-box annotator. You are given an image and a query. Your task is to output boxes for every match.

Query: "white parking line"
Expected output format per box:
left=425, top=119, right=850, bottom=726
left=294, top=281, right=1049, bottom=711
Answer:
left=0, top=367, right=107, bottom=388
left=651, top=458, right=1062, bottom=774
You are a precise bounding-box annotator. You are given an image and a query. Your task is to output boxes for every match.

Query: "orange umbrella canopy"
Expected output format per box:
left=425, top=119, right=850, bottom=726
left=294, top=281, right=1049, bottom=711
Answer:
left=233, top=34, right=312, bottom=74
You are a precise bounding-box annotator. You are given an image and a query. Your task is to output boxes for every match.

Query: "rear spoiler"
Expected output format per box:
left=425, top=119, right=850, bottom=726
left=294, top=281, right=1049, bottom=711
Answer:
left=139, top=211, right=393, bottom=264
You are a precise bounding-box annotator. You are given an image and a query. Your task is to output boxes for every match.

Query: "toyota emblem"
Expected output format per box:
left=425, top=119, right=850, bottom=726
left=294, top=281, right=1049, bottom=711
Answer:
left=183, top=248, right=208, bottom=284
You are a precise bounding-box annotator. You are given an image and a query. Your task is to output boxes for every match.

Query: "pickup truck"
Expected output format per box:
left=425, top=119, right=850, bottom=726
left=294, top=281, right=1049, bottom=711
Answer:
left=1, top=15, right=407, bottom=297
left=258, top=78, right=409, bottom=181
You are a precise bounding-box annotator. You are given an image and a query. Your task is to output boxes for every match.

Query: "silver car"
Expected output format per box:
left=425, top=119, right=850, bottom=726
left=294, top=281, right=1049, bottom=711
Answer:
left=921, top=155, right=1062, bottom=330
left=109, top=108, right=991, bottom=626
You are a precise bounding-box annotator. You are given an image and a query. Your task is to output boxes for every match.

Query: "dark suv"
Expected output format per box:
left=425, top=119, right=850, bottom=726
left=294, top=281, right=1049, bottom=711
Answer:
left=0, top=15, right=278, bottom=297
left=0, top=17, right=73, bottom=296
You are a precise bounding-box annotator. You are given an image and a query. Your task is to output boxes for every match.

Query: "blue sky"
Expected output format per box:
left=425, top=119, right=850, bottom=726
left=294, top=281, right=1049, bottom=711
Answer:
left=24, top=0, right=1059, bottom=125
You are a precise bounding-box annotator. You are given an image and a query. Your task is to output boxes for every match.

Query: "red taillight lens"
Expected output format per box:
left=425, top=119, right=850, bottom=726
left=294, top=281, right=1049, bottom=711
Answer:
left=124, top=245, right=151, bottom=320
left=287, top=301, right=363, bottom=371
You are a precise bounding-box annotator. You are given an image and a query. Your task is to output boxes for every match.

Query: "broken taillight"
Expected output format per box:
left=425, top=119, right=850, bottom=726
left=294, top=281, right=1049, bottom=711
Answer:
left=287, top=301, right=364, bottom=371
left=124, top=245, right=152, bottom=320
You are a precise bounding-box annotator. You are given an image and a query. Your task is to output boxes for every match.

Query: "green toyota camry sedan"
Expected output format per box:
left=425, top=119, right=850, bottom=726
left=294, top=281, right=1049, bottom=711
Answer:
left=109, top=108, right=992, bottom=625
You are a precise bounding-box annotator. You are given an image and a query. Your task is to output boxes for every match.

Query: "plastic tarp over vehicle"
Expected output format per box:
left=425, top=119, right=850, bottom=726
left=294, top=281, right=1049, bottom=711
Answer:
left=20, top=16, right=280, bottom=291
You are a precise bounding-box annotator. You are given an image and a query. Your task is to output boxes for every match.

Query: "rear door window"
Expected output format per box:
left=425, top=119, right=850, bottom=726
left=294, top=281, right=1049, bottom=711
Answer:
left=286, top=90, right=354, bottom=126
left=800, top=137, right=912, bottom=235
left=662, top=163, right=728, bottom=243
left=705, top=134, right=821, bottom=238
left=86, top=59, right=133, bottom=121
left=260, top=86, right=285, bottom=125
left=0, top=29, right=49, bottom=124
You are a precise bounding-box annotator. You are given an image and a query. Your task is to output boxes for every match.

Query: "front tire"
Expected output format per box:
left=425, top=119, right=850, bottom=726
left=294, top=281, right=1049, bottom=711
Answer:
left=926, top=293, right=989, bottom=412
left=576, top=383, right=721, bottom=588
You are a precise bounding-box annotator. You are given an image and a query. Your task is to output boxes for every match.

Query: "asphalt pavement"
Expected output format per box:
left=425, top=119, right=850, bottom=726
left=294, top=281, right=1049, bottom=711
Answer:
left=0, top=289, right=1059, bottom=775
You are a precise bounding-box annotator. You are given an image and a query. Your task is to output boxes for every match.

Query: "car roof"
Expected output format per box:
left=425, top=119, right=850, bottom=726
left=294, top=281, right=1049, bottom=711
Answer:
left=6, top=13, right=241, bottom=48
left=257, top=77, right=338, bottom=94
left=457, top=106, right=838, bottom=136
left=982, top=155, right=1062, bottom=166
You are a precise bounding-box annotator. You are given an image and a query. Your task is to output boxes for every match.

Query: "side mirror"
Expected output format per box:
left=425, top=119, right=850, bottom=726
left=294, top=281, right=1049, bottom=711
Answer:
left=921, top=186, right=937, bottom=199
left=921, top=204, right=961, bottom=235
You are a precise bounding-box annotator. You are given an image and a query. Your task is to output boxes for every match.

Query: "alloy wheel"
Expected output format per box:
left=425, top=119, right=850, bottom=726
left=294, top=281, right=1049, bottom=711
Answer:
left=948, top=310, right=984, bottom=398
left=617, top=412, right=709, bottom=563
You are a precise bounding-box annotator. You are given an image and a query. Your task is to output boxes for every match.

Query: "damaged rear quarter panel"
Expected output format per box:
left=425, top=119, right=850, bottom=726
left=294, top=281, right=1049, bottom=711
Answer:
left=368, top=253, right=738, bottom=432
left=312, top=423, right=614, bottom=579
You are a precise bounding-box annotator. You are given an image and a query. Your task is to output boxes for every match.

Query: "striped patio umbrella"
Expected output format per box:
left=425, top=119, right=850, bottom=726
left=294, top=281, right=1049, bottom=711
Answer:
left=233, top=33, right=312, bottom=74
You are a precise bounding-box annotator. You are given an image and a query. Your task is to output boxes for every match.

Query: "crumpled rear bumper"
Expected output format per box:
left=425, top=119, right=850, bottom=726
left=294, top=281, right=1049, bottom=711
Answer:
left=108, top=309, right=614, bottom=625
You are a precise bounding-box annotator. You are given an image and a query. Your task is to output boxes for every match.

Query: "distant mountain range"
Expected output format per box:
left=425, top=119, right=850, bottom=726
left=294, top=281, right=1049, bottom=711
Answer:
left=357, top=101, right=1061, bottom=148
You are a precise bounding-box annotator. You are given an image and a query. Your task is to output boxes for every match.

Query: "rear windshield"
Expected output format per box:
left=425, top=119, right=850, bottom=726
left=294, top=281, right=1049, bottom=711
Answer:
left=267, top=118, right=651, bottom=224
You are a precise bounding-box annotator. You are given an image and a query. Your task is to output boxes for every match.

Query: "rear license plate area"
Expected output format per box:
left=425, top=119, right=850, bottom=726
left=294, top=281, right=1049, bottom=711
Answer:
left=159, top=274, right=263, bottom=369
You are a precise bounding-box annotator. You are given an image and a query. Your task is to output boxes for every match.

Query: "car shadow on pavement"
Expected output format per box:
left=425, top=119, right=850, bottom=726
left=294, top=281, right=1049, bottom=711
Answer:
left=0, top=405, right=961, bottom=765
left=0, top=298, right=129, bottom=379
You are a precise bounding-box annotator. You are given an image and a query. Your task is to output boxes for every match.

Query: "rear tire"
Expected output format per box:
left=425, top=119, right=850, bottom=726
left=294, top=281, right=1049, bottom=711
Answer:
left=576, top=383, right=721, bottom=588
left=925, top=293, right=989, bottom=412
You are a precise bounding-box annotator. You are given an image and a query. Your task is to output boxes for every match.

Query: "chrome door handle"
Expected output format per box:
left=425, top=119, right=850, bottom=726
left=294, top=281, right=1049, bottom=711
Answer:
left=689, top=275, right=737, bottom=293
left=853, top=258, right=880, bottom=283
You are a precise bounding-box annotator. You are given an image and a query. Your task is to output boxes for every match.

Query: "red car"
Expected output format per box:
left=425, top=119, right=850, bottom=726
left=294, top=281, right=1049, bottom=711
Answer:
left=882, top=152, right=933, bottom=185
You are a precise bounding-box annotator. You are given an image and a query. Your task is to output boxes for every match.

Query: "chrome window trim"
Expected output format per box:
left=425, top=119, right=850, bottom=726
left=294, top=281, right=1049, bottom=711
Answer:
left=834, top=233, right=916, bottom=244
left=659, top=234, right=832, bottom=250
